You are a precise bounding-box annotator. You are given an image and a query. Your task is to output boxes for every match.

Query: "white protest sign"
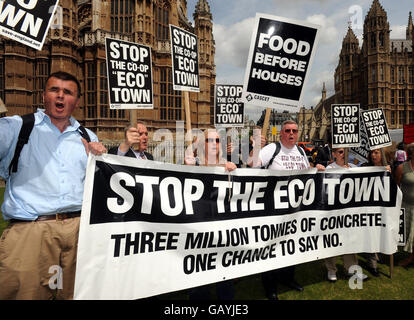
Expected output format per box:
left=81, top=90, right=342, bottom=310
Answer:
left=170, top=24, right=199, bottom=92
left=105, top=37, right=153, bottom=109
left=331, top=104, right=360, bottom=148
left=361, top=108, right=392, bottom=150
left=215, top=84, right=244, bottom=128
left=74, top=154, right=401, bottom=300
left=242, top=13, right=320, bottom=111
left=0, top=0, right=59, bottom=50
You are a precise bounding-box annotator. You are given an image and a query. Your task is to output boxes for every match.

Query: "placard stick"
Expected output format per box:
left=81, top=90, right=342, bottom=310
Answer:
left=184, top=91, right=192, bottom=140
left=262, top=108, right=271, bottom=137
left=344, top=148, right=349, bottom=166
left=130, top=109, right=137, bottom=126
left=380, top=147, right=394, bottom=278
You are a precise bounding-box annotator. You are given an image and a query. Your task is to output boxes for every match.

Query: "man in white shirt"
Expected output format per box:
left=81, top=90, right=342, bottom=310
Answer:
left=252, top=120, right=324, bottom=300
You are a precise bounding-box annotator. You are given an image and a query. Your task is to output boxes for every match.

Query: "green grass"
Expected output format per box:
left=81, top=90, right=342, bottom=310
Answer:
left=158, top=251, right=414, bottom=300
left=1, top=185, right=413, bottom=300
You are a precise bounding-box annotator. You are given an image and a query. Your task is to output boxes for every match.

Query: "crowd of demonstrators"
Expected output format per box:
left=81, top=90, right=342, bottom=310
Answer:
left=324, top=147, right=368, bottom=283
left=184, top=129, right=237, bottom=300
left=1, top=72, right=412, bottom=300
left=0, top=72, right=107, bottom=299
left=109, top=121, right=153, bottom=160
left=394, top=143, right=414, bottom=268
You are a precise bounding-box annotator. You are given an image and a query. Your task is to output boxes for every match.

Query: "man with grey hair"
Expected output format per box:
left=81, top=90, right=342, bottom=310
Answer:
left=251, top=119, right=324, bottom=300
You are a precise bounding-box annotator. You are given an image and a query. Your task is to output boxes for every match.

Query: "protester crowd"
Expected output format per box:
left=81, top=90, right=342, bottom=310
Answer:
left=0, top=71, right=413, bottom=300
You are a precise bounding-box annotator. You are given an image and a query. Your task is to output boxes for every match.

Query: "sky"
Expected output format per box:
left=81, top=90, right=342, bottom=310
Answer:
left=186, top=0, right=414, bottom=122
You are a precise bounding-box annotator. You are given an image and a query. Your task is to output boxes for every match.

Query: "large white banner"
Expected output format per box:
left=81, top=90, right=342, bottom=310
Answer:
left=74, top=154, right=401, bottom=300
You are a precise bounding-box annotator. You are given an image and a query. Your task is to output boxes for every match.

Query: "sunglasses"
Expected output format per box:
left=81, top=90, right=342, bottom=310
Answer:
left=206, top=138, right=220, bottom=143
left=284, top=129, right=298, bottom=134
left=336, top=150, right=344, bottom=154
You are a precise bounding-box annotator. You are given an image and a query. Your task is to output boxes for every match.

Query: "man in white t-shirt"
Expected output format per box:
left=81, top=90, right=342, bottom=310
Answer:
left=252, top=120, right=324, bottom=300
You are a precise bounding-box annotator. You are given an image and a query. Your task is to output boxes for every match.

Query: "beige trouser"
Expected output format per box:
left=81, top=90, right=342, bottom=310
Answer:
left=325, top=254, right=359, bottom=274
left=0, top=217, right=80, bottom=300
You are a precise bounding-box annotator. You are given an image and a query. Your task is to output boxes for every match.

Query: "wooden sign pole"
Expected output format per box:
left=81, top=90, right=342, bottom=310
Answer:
left=262, top=108, right=271, bottom=138
left=344, top=148, right=349, bottom=166
left=379, top=147, right=394, bottom=278
left=130, top=109, right=137, bottom=126
left=184, top=91, right=192, bottom=140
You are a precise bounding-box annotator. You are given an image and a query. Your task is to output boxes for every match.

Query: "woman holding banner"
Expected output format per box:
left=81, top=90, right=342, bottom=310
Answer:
left=361, top=148, right=391, bottom=276
left=324, top=148, right=368, bottom=282
left=184, top=129, right=237, bottom=300
left=394, top=143, right=414, bottom=267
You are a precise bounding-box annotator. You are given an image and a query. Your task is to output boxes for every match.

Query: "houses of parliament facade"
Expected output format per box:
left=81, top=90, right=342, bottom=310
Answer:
left=300, top=0, right=414, bottom=143
left=0, top=0, right=215, bottom=144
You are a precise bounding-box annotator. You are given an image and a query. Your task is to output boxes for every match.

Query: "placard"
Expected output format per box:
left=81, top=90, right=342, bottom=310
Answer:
left=403, top=123, right=414, bottom=145
left=170, top=24, right=199, bottom=92
left=105, top=37, right=153, bottom=109
left=242, top=13, right=320, bottom=111
left=361, top=108, right=392, bottom=150
left=215, top=84, right=244, bottom=127
left=0, top=0, right=59, bottom=50
left=349, top=115, right=370, bottom=164
left=331, top=104, right=360, bottom=148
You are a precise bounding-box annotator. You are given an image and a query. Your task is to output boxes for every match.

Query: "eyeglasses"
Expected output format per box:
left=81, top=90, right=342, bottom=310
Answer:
left=284, top=129, right=298, bottom=134
left=206, top=138, right=220, bottom=143
left=336, top=150, right=344, bottom=154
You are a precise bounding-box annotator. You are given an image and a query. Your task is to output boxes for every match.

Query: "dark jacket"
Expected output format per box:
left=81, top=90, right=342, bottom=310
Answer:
left=108, top=146, right=153, bottom=160
left=314, top=145, right=332, bottom=167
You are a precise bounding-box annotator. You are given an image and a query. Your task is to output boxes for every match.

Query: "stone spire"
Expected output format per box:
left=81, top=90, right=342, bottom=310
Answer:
left=322, top=82, right=327, bottom=101
left=407, top=11, right=413, bottom=40
left=343, top=25, right=359, bottom=46
left=367, top=0, right=386, bottom=18
left=194, top=0, right=212, bottom=20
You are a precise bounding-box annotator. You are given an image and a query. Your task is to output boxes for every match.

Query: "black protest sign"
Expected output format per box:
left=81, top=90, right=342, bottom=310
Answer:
left=242, top=13, right=320, bottom=111
left=214, top=84, right=244, bottom=128
left=361, top=108, right=392, bottom=150
left=350, top=115, right=370, bottom=164
left=170, top=24, right=199, bottom=92
left=331, top=104, right=360, bottom=148
left=105, top=38, right=153, bottom=109
left=0, top=0, right=59, bottom=50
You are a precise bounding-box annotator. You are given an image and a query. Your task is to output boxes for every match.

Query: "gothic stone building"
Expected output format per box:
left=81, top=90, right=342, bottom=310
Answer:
left=0, top=0, right=215, bottom=144
left=334, top=0, right=414, bottom=130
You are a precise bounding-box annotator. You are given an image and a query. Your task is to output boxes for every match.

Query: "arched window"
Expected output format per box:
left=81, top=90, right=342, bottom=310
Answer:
left=154, top=3, right=169, bottom=41
left=379, top=32, right=384, bottom=47
left=111, top=0, right=134, bottom=33
left=370, top=33, right=376, bottom=48
left=159, top=67, right=182, bottom=121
